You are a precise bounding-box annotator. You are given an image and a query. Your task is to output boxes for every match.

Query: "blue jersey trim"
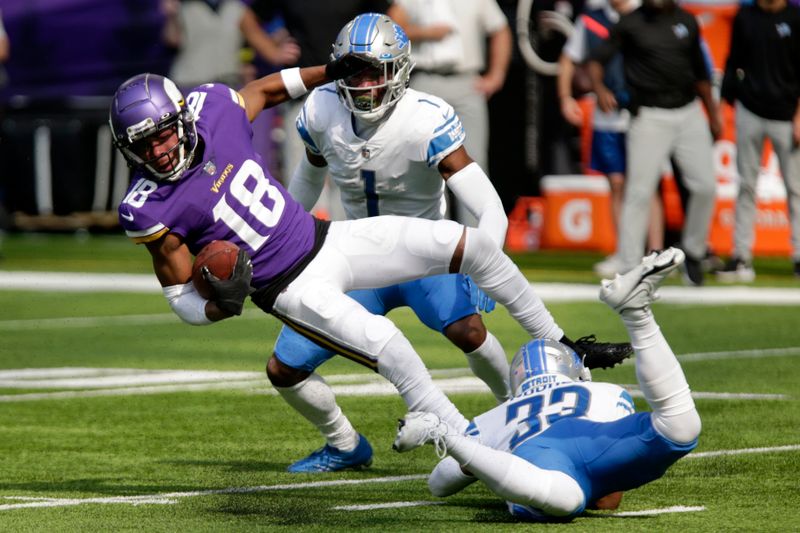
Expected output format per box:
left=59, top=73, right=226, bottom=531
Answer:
left=296, top=108, right=320, bottom=154
left=418, top=98, right=441, bottom=109
left=433, top=114, right=457, bottom=134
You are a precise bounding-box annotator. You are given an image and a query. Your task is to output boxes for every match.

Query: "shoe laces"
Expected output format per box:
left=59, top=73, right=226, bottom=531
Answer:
left=431, top=427, right=448, bottom=459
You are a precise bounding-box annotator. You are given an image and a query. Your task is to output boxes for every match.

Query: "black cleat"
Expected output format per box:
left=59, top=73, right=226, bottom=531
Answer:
left=570, top=334, right=633, bottom=370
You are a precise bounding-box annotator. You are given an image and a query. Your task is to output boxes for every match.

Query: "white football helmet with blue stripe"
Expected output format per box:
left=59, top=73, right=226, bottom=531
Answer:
left=331, top=13, right=414, bottom=122
left=510, top=339, right=591, bottom=396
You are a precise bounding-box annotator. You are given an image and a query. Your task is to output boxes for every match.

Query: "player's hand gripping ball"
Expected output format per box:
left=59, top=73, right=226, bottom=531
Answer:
left=191, top=240, right=240, bottom=299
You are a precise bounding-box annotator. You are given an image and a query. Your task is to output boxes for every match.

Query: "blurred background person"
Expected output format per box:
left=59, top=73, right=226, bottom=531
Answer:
left=0, top=8, right=10, bottom=258
left=163, top=0, right=300, bottom=91
left=588, top=0, right=722, bottom=285
left=388, top=0, right=512, bottom=226
left=717, top=0, right=800, bottom=282
left=557, top=0, right=664, bottom=278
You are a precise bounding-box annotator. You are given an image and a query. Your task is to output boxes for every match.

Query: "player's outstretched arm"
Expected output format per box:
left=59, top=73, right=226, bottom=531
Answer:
left=239, top=55, right=375, bottom=122
left=287, top=150, right=328, bottom=211
left=439, top=146, right=507, bottom=248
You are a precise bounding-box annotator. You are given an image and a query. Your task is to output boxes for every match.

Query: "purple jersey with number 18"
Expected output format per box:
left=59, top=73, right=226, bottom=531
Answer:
left=117, top=83, right=317, bottom=288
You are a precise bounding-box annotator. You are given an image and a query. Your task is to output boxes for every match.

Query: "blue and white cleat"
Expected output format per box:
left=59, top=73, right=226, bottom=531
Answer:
left=287, top=434, right=373, bottom=473
left=599, top=247, right=685, bottom=313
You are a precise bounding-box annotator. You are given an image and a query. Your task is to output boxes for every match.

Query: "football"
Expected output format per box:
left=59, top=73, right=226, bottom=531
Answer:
left=191, top=240, right=240, bottom=299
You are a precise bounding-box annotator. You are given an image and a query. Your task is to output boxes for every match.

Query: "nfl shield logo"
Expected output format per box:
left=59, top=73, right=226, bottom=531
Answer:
left=203, top=161, right=217, bottom=175
left=361, top=147, right=371, bottom=160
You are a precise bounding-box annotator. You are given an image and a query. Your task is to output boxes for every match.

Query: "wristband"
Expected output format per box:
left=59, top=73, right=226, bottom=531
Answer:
left=280, top=67, right=308, bottom=99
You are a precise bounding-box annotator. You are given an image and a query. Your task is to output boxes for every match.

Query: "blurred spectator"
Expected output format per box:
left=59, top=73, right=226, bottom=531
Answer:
left=0, top=8, right=7, bottom=89
left=717, top=0, right=800, bottom=281
left=0, top=8, right=9, bottom=255
left=588, top=0, right=722, bottom=285
left=388, top=0, right=512, bottom=225
left=557, top=0, right=664, bottom=278
left=163, top=0, right=299, bottom=91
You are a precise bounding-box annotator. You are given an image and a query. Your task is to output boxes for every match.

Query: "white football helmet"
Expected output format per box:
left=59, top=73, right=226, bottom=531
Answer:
left=510, top=339, right=591, bottom=396
left=331, top=13, right=414, bottom=122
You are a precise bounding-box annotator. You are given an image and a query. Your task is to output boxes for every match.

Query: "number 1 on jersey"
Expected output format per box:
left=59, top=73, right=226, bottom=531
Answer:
left=361, top=169, right=379, bottom=217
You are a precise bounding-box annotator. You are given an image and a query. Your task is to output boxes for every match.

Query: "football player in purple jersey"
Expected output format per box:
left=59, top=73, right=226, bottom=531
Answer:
left=109, top=46, right=632, bottom=467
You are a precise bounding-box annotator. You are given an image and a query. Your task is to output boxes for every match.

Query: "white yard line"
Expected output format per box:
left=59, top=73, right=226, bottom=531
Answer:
left=0, top=368, right=790, bottom=402
left=0, top=475, right=428, bottom=511
left=686, top=444, right=800, bottom=459
left=332, top=501, right=444, bottom=511
left=678, top=346, right=800, bottom=362
left=3, top=271, right=800, bottom=304
left=610, top=505, right=706, bottom=517
left=0, top=444, right=796, bottom=512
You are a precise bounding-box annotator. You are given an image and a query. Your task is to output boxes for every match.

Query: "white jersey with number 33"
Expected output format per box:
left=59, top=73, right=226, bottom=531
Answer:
left=296, top=83, right=466, bottom=220
left=468, top=379, right=637, bottom=452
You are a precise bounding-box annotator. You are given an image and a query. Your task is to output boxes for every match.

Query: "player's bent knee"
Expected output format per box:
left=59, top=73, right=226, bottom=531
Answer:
left=266, top=354, right=310, bottom=388
left=653, top=409, right=702, bottom=445
left=538, top=471, right=585, bottom=516
left=428, top=456, right=476, bottom=497
left=444, top=315, right=486, bottom=352
left=363, top=314, right=400, bottom=352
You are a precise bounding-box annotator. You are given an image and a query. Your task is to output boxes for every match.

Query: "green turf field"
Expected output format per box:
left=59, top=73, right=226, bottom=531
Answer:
left=1, top=233, right=798, bottom=532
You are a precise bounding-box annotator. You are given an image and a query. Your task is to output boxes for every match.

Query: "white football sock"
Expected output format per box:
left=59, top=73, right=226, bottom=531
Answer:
left=622, top=313, right=701, bottom=444
left=378, top=332, right=469, bottom=433
left=464, top=332, right=511, bottom=403
left=444, top=434, right=584, bottom=516
left=460, top=228, right=564, bottom=341
left=274, top=373, right=359, bottom=452
left=428, top=455, right=477, bottom=497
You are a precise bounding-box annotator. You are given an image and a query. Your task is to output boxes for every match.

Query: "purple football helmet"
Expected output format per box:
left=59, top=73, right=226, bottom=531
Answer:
left=109, top=73, right=198, bottom=182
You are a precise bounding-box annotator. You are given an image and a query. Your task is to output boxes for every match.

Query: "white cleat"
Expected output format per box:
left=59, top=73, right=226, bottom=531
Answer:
left=599, top=248, right=685, bottom=313
left=393, top=412, right=450, bottom=458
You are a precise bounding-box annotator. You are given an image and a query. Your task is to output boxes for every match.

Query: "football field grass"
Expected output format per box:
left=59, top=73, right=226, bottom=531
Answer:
left=1, top=233, right=799, bottom=531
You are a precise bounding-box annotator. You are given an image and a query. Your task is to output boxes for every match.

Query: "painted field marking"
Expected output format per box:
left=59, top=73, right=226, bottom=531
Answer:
left=4, top=271, right=800, bottom=305
left=0, top=475, right=427, bottom=511
left=0, top=368, right=790, bottom=402
left=686, top=444, right=800, bottom=459
left=1, top=444, right=797, bottom=512
left=333, top=501, right=444, bottom=511
left=0, top=362, right=793, bottom=402
left=610, top=505, right=706, bottom=517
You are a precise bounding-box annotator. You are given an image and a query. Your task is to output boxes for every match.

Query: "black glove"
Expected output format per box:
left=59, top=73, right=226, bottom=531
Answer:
left=561, top=334, right=633, bottom=370
left=325, top=54, right=375, bottom=80
left=202, top=248, right=254, bottom=316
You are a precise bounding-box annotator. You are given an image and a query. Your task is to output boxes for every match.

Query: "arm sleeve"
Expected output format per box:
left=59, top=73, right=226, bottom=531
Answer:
left=287, top=155, right=327, bottom=210
left=163, top=283, right=212, bottom=325
left=445, top=162, right=508, bottom=248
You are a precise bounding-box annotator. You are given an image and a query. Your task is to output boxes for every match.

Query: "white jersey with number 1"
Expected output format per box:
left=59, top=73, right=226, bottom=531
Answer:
left=295, top=83, right=466, bottom=220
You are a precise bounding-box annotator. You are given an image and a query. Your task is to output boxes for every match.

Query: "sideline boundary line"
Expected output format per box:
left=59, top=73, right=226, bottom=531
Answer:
left=3, top=271, right=800, bottom=305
